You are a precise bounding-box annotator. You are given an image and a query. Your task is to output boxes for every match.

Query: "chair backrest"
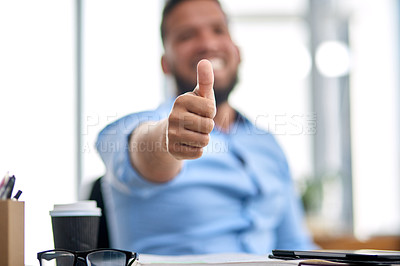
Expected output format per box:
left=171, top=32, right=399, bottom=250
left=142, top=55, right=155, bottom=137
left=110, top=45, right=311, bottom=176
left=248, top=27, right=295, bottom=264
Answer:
left=88, top=176, right=110, bottom=248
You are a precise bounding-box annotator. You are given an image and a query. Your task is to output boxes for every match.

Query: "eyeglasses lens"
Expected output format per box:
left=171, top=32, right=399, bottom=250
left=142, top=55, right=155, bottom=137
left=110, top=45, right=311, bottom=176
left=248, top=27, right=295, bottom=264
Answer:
left=40, top=251, right=74, bottom=266
left=87, top=250, right=126, bottom=266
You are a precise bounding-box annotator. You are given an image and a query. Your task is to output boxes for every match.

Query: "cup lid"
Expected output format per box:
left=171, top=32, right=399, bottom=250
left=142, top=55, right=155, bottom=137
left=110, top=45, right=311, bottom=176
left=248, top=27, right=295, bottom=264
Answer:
left=50, top=200, right=101, bottom=217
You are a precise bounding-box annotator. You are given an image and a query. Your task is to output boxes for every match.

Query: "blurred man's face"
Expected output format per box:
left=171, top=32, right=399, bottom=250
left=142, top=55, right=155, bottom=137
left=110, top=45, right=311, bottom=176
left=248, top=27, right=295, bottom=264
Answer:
left=162, top=0, right=240, bottom=105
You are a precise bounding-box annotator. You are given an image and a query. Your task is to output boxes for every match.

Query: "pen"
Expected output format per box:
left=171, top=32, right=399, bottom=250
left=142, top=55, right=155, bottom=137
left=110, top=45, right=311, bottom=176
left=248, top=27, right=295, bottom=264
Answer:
left=0, top=175, right=15, bottom=200
left=0, top=172, right=9, bottom=188
left=12, top=190, right=22, bottom=201
left=0, top=173, right=10, bottom=196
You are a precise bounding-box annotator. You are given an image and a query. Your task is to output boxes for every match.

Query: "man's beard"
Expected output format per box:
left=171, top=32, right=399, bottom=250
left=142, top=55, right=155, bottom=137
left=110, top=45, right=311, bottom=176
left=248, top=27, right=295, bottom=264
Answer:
left=174, top=73, right=238, bottom=106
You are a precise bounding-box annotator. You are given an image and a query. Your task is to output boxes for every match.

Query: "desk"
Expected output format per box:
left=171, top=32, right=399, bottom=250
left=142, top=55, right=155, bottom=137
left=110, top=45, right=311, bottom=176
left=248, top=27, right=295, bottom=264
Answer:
left=314, top=235, right=400, bottom=250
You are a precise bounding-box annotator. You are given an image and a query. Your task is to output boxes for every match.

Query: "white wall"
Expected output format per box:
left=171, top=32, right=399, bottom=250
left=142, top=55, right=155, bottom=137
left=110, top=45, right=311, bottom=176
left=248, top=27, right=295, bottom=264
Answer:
left=0, top=0, right=76, bottom=264
left=81, top=0, right=164, bottom=190
left=350, top=0, right=400, bottom=238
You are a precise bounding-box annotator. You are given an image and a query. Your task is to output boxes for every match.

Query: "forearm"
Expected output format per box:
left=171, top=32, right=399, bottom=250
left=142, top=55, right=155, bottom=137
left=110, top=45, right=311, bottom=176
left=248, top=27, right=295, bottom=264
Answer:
left=129, top=119, right=183, bottom=183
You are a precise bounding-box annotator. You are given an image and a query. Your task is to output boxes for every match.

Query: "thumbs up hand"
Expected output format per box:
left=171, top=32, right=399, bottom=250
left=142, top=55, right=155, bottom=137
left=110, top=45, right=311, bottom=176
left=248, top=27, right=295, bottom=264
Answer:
left=166, top=59, right=216, bottom=160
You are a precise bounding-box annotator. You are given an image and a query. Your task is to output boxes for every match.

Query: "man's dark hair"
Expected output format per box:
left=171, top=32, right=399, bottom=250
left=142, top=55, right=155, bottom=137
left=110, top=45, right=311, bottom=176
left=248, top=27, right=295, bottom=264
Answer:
left=160, top=0, right=223, bottom=46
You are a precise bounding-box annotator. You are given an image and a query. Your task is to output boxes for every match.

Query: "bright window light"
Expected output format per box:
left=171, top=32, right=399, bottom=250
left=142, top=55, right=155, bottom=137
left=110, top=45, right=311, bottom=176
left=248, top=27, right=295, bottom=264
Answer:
left=315, top=41, right=351, bottom=77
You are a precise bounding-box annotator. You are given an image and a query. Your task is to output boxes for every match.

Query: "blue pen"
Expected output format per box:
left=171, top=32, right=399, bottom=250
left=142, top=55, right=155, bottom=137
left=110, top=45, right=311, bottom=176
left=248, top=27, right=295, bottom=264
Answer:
left=1, top=175, right=15, bottom=200
left=12, top=190, right=23, bottom=201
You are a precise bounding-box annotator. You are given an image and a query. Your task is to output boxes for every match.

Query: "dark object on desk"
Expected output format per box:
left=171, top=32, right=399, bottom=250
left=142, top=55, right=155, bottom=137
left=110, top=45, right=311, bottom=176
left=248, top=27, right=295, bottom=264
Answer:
left=88, top=176, right=110, bottom=248
left=13, top=189, right=22, bottom=200
left=51, top=215, right=100, bottom=251
left=37, top=248, right=137, bottom=266
left=298, top=260, right=351, bottom=265
left=270, top=249, right=400, bottom=265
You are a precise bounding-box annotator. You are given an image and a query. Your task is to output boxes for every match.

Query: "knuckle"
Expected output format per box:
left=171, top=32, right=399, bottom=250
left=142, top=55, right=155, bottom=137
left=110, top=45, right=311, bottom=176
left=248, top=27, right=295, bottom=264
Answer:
left=174, top=93, right=190, bottom=107
left=204, top=119, right=214, bottom=133
left=199, top=134, right=210, bottom=147
left=174, top=94, right=186, bottom=104
left=168, top=142, right=183, bottom=157
left=172, top=144, right=204, bottom=160
left=168, top=112, right=182, bottom=127
left=189, top=149, right=203, bottom=159
left=205, top=100, right=216, bottom=117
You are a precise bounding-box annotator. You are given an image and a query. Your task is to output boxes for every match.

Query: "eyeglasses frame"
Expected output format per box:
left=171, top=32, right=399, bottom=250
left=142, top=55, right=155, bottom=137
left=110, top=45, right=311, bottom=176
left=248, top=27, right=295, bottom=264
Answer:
left=37, top=248, right=138, bottom=266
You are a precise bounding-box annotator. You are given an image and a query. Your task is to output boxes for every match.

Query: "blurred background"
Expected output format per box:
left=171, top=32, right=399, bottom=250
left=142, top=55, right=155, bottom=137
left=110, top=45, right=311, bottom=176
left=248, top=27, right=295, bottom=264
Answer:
left=0, top=0, right=399, bottom=264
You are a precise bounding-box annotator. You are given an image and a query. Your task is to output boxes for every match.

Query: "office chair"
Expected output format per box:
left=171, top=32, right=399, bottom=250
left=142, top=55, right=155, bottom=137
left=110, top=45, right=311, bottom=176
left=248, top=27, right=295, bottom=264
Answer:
left=88, top=176, right=110, bottom=248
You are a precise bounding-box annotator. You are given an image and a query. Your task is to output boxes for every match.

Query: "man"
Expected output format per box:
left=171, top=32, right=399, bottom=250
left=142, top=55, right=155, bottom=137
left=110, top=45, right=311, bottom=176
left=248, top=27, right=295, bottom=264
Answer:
left=96, top=0, right=316, bottom=255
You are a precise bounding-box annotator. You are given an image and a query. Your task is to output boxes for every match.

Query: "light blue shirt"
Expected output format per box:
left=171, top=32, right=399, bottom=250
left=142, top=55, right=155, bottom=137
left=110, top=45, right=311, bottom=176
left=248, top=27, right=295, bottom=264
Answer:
left=96, top=100, right=316, bottom=255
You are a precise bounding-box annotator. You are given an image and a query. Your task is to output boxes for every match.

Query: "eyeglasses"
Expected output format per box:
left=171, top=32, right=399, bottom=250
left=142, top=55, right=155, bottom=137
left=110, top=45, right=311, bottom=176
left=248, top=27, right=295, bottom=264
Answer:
left=37, top=248, right=138, bottom=266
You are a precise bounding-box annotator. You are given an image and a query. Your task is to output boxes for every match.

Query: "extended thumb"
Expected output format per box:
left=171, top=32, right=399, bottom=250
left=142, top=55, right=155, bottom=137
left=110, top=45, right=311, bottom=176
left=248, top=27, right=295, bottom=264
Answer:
left=194, top=59, right=215, bottom=102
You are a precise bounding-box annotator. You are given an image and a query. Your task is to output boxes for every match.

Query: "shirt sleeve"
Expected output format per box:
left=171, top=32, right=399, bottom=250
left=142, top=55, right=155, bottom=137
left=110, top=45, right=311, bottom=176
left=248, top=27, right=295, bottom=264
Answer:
left=95, top=110, right=180, bottom=197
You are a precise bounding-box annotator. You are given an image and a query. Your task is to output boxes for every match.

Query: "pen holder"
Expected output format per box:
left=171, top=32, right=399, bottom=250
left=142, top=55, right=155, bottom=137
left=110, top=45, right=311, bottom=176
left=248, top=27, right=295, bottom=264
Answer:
left=0, top=200, right=24, bottom=266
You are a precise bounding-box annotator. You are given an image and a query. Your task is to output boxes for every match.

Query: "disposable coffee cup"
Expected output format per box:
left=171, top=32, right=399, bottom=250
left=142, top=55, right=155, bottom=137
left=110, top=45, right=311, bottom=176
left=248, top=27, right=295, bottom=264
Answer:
left=50, top=200, right=101, bottom=251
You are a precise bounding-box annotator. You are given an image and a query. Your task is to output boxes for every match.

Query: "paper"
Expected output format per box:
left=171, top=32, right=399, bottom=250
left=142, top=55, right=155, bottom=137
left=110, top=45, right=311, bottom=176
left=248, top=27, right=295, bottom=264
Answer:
left=138, top=253, right=301, bottom=266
